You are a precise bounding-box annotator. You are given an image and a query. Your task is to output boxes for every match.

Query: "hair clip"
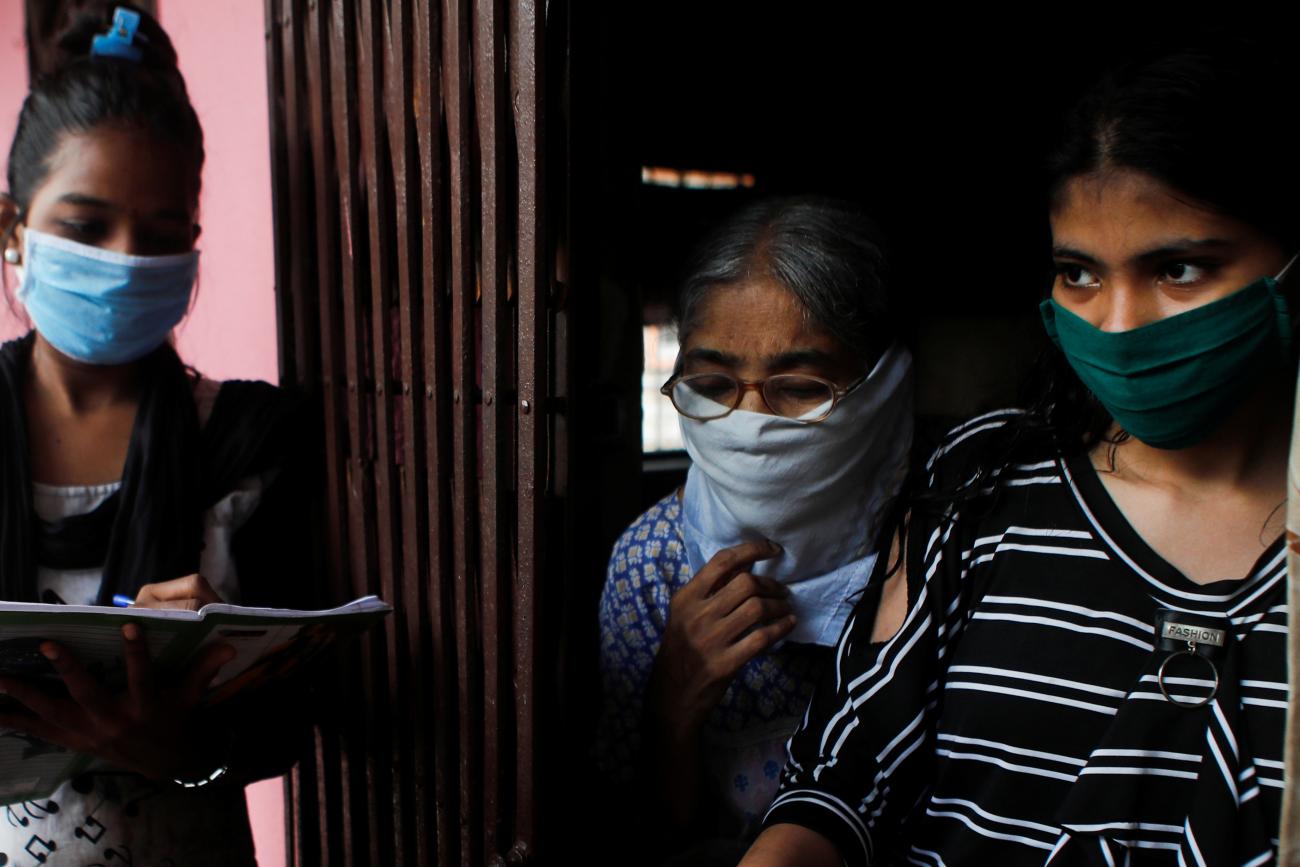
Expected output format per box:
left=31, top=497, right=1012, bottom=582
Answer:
left=90, top=7, right=145, bottom=63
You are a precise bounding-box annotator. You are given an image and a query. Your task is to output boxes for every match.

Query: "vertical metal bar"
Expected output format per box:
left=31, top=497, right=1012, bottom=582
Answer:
left=276, top=0, right=320, bottom=388
left=473, top=0, right=512, bottom=858
left=442, top=0, right=482, bottom=862
left=327, top=3, right=382, bottom=862
left=381, top=0, right=436, bottom=863
left=510, top=1, right=544, bottom=858
left=265, top=0, right=292, bottom=385
left=264, top=4, right=316, bottom=863
left=303, top=730, right=330, bottom=867
left=302, top=0, right=353, bottom=862
left=356, top=0, right=410, bottom=861
left=269, top=0, right=559, bottom=861
left=304, top=0, right=349, bottom=634
left=413, top=3, right=458, bottom=865
left=286, top=731, right=319, bottom=867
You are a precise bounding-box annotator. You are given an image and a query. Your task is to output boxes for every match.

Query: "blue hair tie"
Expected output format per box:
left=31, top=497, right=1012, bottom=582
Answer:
left=90, top=7, right=144, bottom=62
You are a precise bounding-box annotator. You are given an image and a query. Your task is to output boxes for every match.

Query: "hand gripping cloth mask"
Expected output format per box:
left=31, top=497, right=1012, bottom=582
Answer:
left=678, top=342, right=914, bottom=646
left=17, top=228, right=199, bottom=366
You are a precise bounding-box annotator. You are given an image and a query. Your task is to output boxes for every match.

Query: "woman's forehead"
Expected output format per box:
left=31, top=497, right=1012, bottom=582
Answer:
left=689, top=279, right=826, bottom=344
left=1050, top=169, right=1252, bottom=257
left=33, top=126, right=198, bottom=216
left=682, top=278, right=862, bottom=375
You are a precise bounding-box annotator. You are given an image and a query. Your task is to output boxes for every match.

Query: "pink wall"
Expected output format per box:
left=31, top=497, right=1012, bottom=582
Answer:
left=0, top=4, right=22, bottom=156
left=163, top=0, right=279, bottom=385
left=0, top=2, right=26, bottom=305
left=1, top=2, right=287, bottom=864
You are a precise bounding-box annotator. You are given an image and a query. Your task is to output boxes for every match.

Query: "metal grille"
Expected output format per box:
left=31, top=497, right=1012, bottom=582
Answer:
left=264, top=1, right=554, bottom=862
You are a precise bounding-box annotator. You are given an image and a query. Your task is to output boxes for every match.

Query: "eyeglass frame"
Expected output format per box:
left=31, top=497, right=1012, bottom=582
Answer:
left=659, top=367, right=867, bottom=424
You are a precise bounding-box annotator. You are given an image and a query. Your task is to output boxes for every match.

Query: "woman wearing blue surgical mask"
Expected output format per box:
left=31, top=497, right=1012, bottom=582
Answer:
left=0, top=5, right=312, bottom=866
left=744, top=39, right=1297, bottom=867
left=596, top=196, right=914, bottom=863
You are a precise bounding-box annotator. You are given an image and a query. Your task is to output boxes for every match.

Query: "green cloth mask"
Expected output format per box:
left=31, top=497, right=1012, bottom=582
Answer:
left=1039, top=272, right=1293, bottom=449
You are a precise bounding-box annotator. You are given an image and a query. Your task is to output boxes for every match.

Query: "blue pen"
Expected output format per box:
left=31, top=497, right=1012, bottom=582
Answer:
left=112, top=594, right=134, bottom=608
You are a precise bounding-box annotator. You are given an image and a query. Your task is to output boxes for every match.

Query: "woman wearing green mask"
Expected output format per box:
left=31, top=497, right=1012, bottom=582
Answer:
left=741, top=40, right=1295, bottom=867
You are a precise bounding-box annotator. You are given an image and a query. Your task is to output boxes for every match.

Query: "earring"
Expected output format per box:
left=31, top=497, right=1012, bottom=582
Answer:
left=3, top=248, right=18, bottom=265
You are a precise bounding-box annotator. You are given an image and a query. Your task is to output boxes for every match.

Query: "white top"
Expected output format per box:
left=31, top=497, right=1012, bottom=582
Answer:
left=30, top=377, right=265, bottom=606
left=31, top=474, right=267, bottom=608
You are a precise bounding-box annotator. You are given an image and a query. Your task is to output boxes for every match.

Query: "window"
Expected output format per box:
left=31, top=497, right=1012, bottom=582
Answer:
left=642, top=324, right=683, bottom=452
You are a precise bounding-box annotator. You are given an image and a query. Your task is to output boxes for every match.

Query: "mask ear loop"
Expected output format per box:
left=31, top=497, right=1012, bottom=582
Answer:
left=1272, top=253, right=1300, bottom=356
left=1275, top=252, right=1299, bottom=285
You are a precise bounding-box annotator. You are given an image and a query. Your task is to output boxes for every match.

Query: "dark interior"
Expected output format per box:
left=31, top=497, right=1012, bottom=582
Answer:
left=579, top=9, right=1165, bottom=528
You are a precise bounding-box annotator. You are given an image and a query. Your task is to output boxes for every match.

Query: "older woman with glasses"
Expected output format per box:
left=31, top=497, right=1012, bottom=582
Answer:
left=595, top=196, right=914, bottom=864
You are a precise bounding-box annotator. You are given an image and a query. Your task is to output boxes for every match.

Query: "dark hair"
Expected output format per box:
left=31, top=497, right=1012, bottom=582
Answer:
left=6, top=3, right=204, bottom=213
left=1048, top=40, right=1299, bottom=250
left=936, top=38, right=1298, bottom=507
left=675, top=196, right=896, bottom=365
left=1040, top=39, right=1294, bottom=456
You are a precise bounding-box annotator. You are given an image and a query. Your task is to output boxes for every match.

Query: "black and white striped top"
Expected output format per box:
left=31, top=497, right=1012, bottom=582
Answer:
left=764, top=410, right=1288, bottom=867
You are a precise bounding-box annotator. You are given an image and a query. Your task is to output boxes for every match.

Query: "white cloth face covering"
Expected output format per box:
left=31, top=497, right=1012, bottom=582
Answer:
left=678, top=342, right=914, bottom=646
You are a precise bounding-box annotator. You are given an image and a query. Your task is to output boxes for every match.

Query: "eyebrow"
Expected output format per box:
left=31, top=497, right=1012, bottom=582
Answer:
left=151, top=209, right=193, bottom=223
left=1052, top=238, right=1235, bottom=266
left=55, top=193, right=190, bottom=223
left=765, top=349, right=836, bottom=369
left=682, top=347, right=740, bottom=366
left=57, top=193, right=114, bottom=209
left=1132, top=238, right=1234, bottom=265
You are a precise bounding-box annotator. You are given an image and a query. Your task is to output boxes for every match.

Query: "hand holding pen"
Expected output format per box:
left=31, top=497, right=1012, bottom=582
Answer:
left=112, top=574, right=223, bottom=612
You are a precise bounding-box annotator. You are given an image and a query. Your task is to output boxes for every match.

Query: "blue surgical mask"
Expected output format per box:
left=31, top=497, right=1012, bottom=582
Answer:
left=17, top=228, right=198, bottom=365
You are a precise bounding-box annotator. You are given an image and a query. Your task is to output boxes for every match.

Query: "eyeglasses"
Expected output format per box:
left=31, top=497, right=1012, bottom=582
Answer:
left=660, top=369, right=864, bottom=424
